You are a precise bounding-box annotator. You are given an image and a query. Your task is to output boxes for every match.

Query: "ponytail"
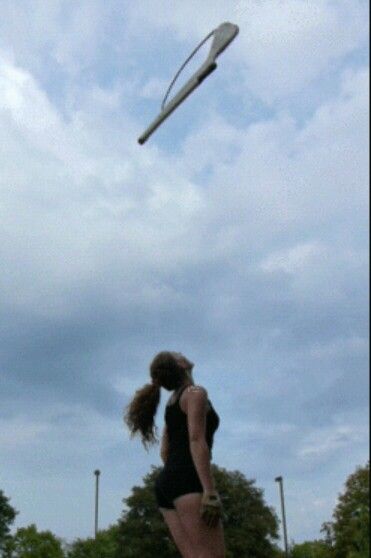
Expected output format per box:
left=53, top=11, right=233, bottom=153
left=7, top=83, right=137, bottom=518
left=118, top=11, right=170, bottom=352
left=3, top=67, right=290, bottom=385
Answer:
left=124, top=383, right=161, bottom=449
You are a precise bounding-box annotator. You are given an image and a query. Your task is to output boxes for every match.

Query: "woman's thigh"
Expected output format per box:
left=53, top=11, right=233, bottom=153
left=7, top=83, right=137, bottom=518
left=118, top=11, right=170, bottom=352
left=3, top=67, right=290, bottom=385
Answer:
left=174, top=493, right=226, bottom=558
left=160, top=508, right=196, bottom=558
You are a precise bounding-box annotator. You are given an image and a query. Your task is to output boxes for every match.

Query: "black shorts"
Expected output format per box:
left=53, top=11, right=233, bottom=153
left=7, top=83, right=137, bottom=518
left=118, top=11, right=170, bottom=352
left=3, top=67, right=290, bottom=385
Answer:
left=155, top=465, right=203, bottom=510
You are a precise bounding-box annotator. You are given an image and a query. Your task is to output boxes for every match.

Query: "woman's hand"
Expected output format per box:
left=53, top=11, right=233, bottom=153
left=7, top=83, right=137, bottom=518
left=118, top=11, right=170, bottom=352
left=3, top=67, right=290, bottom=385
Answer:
left=200, top=491, right=223, bottom=528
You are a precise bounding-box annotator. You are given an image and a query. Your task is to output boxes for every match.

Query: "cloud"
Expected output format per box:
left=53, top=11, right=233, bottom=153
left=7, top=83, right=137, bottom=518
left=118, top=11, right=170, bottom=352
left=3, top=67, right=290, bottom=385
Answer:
left=260, top=242, right=325, bottom=273
left=0, top=1, right=368, bottom=543
left=140, top=77, right=170, bottom=100
left=297, top=420, right=368, bottom=460
left=0, top=417, right=50, bottom=449
left=238, top=0, right=369, bottom=103
left=3, top=1, right=367, bottom=107
left=125, top=0, right=369, bottom=103
left=1, top=51, right=368, bottom=414
left=0, top=1, right=110, bottom=76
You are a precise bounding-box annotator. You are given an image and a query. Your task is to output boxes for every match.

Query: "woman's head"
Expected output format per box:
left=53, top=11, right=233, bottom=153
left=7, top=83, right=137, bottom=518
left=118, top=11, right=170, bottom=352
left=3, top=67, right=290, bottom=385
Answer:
left=150, top=351, right=193, bottom=390
left=124, top=351, right=193, bottom=448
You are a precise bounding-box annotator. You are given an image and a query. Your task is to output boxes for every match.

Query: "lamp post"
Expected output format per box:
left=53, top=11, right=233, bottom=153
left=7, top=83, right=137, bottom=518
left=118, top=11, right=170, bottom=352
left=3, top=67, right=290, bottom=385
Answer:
left=275, top=476, right=289, bottom=557
left=94, top=470, right=101, bottom=539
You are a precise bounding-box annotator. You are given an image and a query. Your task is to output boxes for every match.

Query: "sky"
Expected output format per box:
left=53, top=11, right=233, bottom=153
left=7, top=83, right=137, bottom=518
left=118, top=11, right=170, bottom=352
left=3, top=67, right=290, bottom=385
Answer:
left=0, top=0, right=369, bottom=548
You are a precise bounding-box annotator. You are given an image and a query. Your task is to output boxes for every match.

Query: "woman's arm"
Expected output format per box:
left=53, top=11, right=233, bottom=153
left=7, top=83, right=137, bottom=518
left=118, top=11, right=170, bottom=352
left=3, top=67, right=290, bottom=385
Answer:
left=160, top=425, right=169, bottom=464
left=184, top=387, right=216, bottom=493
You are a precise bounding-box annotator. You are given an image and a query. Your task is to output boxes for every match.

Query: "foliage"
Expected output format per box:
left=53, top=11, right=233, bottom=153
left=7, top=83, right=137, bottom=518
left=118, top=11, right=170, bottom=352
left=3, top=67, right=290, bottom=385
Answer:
left=3, top=524, right=64, bottom=558
left=2, top=462, right=368, bottom=557
left=66, top=526, right=119, bottom=558
left=272, top=547, right=285, bottom=557
left=213, top=466, right=280, bottom=557
left=117, top=467, right=177, bottom=558
left=347, top=552, right=370, bottom=558
left=116, top=464, right=281, bottom=558
left=322, top=462, right=370, bottom=558
left=0, top=490, right=18, bottom=553
left=290, top=539, right=333, bottom=558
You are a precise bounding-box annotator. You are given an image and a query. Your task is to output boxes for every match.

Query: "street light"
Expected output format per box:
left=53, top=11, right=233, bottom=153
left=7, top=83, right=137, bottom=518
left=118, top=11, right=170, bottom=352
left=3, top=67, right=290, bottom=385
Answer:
left=275, top=476, right=289, bottom=557
left=138, top=21, right=239, bottom=145
left=94, top=470, right=101, bottom=539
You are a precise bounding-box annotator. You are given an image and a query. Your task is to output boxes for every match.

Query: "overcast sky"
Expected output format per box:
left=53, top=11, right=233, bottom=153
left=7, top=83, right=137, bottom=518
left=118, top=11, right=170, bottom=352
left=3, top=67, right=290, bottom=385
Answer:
left=0, top=0, right=369, bottom=548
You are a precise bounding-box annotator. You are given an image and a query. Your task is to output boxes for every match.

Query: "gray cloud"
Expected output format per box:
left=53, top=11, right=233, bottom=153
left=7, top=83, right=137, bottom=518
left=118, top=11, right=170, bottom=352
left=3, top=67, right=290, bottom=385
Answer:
left=0, top=1, right=369, bottom=544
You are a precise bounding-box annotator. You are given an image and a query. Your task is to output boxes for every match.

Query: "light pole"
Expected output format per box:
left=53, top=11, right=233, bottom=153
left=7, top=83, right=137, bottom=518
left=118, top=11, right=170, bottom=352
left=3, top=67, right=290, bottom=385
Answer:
left=275, top=476, right=289, bottom=557
left=94, top=470, right=101, bottom=539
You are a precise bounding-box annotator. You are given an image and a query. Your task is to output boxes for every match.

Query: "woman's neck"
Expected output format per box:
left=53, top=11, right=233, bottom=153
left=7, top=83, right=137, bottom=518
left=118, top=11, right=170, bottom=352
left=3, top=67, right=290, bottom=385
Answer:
left=177, top=378, right=194, bottom=391
left=175, top=379, right=193, bottom=394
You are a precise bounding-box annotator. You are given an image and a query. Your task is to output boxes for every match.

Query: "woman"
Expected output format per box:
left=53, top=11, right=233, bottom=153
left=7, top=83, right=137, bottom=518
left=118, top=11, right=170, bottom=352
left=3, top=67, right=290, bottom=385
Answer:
left=125, top=351, right=225, bottom=558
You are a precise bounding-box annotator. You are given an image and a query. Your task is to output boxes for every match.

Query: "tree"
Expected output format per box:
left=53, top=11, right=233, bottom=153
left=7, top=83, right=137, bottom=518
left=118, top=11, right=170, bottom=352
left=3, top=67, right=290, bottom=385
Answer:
left=0, top=490, right=17, bottom=553
left=3, top=524, right=64, bottom=558
left=321, top=462, right=369, bottom=558
left=117, top=465, right=281, bottom=558
left=290, top=540, right=333, bottom=558
left=117, top=468, right=176, bottom=558
left=347, top=550, right=369, bottom=558
left=66, top=526, right=119, bottom=558
left=333, top=462, right=369, bottom=558
left=213, top=466, right=281, bottom=557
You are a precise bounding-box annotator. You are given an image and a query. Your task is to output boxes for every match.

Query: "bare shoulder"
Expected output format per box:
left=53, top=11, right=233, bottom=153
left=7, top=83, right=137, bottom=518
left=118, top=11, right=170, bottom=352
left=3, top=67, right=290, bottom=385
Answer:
left=180, top=385, right=208, bottom=413
left=187, top=385, right=208, bottom=397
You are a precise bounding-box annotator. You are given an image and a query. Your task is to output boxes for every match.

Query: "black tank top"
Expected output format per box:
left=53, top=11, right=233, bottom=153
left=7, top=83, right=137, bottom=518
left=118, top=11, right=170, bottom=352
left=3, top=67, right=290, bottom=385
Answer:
left=165, top=385, right=220, bottom=469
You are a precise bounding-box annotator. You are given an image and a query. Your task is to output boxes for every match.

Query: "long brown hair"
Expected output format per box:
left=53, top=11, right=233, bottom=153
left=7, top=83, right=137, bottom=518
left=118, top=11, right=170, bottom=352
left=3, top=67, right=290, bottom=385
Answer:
left=124, top=351, right=185, bottom=448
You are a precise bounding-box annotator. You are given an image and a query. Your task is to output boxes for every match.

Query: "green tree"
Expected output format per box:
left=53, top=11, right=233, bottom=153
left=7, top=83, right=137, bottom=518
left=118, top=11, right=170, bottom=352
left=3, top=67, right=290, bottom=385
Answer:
left=117, top=468, right=176, bottom=558
left=3, top=524, right=64, bottom=558
left=291, top=540, right=333, bottom=558
left=327, top=462, right=370, bottom=558
left=347, top=551, right=369, bottom=558
left=213, top=466, right=281, bottom=557
left=0, top=490, right=18, bottom=553
left=117, top=465, right=281, bottom=558
left=66, top=526, right=119, bottom=558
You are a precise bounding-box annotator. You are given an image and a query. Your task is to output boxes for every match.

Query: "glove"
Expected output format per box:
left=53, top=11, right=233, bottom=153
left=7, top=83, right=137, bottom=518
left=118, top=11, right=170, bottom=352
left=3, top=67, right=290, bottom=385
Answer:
left=200, top=491, right=223, bottom=528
